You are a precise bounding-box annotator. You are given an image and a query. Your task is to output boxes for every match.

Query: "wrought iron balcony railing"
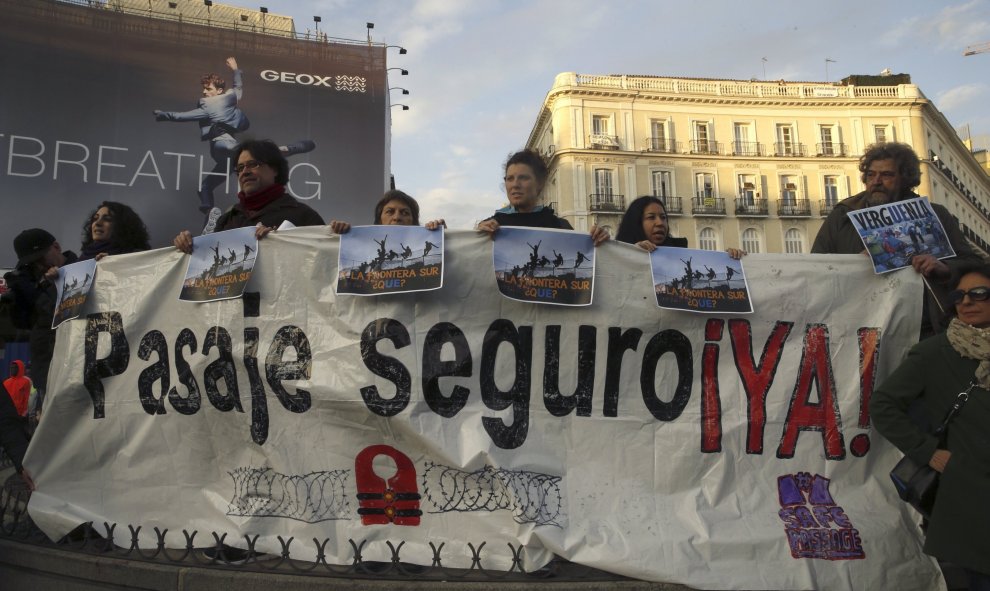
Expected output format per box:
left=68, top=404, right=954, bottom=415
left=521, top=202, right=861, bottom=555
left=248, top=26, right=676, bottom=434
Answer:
left=645, top=137, right=679, bottom=153
left=659, top=195, right=683, bottom=215
left=734, top=198, right=769, bottom=216
left=777, top=199, right=812, bottom=217
left=691, top=196, right=726, bottom=215
left=820, top=199, right=839, bottom=216
left=732, top=141, right=764, bottom=157
left=816, top=142, right=847, bottom=157
left=773, top=142, right=807, bottom=157
left=690, top=140, right=721, bottom=155
left=588, top=134, right=620, bottom=150
left=588, top=193, right=625, bottom=212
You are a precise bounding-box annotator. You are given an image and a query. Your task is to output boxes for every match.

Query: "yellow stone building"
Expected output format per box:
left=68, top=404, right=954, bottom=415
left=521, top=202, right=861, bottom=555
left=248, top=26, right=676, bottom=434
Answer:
left=525, top=72, right=990, bottom=255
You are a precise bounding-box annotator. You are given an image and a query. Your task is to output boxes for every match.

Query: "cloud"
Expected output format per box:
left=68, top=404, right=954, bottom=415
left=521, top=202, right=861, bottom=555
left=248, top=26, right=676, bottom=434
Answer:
left=936, top=83, right=989, bottom=111
left=883, top=1, right=990, bottom=50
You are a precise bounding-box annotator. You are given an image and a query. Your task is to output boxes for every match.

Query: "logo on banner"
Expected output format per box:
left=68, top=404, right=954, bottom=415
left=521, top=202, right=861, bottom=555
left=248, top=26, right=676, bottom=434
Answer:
left=777, top=472, right=865, bottom=560
left=355, top=445, right=422, bottom=526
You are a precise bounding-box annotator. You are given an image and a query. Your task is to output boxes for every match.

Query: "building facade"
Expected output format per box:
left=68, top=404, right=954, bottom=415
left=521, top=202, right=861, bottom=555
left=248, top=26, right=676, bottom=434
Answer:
left=525, top=72, right=990, bottom=255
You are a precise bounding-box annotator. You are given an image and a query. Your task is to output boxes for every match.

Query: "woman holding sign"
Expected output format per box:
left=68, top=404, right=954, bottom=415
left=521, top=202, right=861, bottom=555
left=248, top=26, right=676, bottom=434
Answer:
left=476, top=149, right=609, bottom=245
left=78, top=201, right=151, bottom=261
left=329, top=190, right=445, bottom=233
left=871, top=263, right=990, bottom=590
left=616, top=195, right=746, bottom=258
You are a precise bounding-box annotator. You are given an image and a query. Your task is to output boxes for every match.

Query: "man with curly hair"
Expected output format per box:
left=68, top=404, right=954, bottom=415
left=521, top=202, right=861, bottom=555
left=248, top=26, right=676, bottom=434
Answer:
left=812, top=142, right=983, bottom=336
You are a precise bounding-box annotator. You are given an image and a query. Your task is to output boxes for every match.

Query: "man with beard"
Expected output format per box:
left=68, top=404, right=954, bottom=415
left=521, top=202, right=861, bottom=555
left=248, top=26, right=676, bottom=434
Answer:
left=812, top=142, right=983, bottom=336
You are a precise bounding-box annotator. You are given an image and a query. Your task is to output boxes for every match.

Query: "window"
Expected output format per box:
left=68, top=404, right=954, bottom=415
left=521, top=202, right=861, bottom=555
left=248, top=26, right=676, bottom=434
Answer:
left=591, top=115, right=617, bottom=148
left=824, top=175, right=839, bottom=206
left=784, top=228, right=804, bottom=253
left=695, top=172, right=715, bottom=199
left=650, top=119, right=670, bottom=151
left=733, top=122, right=754, bottom=154
left=820, top=125, right=836, bottom=155
left=594, top=168, right=614, bottom=199
left=874, top=125, right=889, bottom=144
left=741, top=228, right=762, bottom=254
left=738, top=174, right=757, bottom=205
left=781, top=175, right=798, bottom=205
left=699, top=227, right=718, bottom=251
left=652, top=170, right=672, bottom=198
left=776, top=124, right=795, bottom=155
left=592, top=115, right=610, bottom=136
left=694, top=121, right=714, bottom=153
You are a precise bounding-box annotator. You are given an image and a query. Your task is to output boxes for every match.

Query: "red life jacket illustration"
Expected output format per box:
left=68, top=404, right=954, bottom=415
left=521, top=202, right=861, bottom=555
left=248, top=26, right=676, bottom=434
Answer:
left=355, top=445, right=422, bottom=526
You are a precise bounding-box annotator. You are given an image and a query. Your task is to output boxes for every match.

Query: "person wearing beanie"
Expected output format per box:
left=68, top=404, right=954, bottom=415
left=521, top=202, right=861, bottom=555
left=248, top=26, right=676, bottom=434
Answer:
left=2, top=228, right=77, bottom=418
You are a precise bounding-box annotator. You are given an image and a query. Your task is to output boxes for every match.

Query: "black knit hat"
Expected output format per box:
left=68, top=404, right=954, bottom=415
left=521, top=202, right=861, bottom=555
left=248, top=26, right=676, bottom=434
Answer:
left=13, top=228, right=56, bottom=267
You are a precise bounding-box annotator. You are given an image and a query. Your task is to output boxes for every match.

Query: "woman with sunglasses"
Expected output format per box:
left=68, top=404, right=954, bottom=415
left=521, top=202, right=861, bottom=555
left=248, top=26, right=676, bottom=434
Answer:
left=870, top=263, right=990, bottom=590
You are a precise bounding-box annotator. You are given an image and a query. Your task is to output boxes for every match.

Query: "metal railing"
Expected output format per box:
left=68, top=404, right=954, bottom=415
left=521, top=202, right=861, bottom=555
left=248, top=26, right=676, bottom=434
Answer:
left=820, top=199, right=838, bottom=216
left=816, top=143, right=847, bottom=157
left=690, top=140, right=720, bottom=155
left=645, top=137, right=679, bottom=153
left=731, top=141, right=764, bottom=157
left=588, top=193, right=625, bottom=212
left=777, top=199, right=812, bottom=217
left=691, top=197, right=726, bottom=215
left=734, top=198, right=769, bottom=216
left=660, top=196, right=683, bottom=215
left=0, top=475, right=636, bottom=585
left=773, top=142, right=807, bottom=157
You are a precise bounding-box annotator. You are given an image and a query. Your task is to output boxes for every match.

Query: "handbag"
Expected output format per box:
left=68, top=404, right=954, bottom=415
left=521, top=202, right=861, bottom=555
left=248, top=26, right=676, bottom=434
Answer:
left=889, top=382, right=974, bottom=519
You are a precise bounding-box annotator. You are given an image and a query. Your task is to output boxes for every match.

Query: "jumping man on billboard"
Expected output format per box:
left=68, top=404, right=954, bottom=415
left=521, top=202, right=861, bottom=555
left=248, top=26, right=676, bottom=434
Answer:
left=153, top=57, right=316, bottom=214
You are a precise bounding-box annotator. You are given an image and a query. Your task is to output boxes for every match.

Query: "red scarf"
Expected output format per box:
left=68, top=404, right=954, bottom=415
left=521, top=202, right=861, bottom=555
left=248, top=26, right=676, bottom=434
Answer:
left=238, top=183, right=286, bottom=212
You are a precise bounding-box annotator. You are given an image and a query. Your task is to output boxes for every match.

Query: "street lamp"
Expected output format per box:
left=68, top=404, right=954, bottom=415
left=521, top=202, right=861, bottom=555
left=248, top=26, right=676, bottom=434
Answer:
left=367, top=22, right=374, bottom=43
left=392, top=104, right=409, bottom=111
left=388, top=68, right=408, bottom=76
left=386, top=45, right=408, bottom=55
left=313, top=15, right=321, bottom=39
left=390, top=87, right=410, bottom=95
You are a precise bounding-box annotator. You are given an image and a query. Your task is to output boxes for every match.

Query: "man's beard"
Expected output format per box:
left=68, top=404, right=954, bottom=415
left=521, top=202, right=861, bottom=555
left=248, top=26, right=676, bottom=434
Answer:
left=865, top=189, right=896, bottom=206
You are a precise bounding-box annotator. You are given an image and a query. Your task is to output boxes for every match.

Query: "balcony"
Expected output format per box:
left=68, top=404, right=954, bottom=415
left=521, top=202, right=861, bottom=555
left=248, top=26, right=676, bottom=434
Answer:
left=690, top=140, right=721, bottom=155
left=773, top=142, right=807, bottom=157
left=816, top=142, right=847, bottom=157
left=588, top=193, right=625, bottom=212
left=732, top=141, right=764, bottom=157
left=660, top=195, right=683, bottom=215
left=819, top=199, right=838, bottom=216
left=691, top=196, right=726, bottom=215
left=777, top=199, right=812, bottom=217
left=588, top=134, right=620, bottom=150
left=734, top=198, right=769, bottom=217
left=646, top=137, right=679, bottom=153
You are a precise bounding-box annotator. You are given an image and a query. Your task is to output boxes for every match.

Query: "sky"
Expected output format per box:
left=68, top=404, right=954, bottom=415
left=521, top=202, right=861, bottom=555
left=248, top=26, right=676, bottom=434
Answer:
left=250, top=0, right=990, bottom=229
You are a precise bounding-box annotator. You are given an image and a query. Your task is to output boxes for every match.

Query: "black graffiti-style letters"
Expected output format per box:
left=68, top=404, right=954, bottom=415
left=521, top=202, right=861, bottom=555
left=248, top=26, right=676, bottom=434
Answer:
left=360, top=318, right=412, bottom=417
left=480, top=319, right=532, bottom=449
left=83, top=312, right=130, bottom=419
left=422, top=322, right=472, bottom=417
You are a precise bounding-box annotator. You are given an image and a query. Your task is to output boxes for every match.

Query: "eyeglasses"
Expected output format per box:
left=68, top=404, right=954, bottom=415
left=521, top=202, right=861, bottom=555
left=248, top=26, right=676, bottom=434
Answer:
left=235, top=160, right=264, bottom=174
left=948, top=286, right=990, bottom=305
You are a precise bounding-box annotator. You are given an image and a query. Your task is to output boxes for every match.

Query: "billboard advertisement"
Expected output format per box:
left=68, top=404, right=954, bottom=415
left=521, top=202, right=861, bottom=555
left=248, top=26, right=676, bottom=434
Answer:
left=0, top=0, right=388, bottom=266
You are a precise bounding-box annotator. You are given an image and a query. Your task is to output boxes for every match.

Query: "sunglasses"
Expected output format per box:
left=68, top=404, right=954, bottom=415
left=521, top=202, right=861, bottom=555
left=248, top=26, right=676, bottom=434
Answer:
left=948, top=286, right=990, bottom=305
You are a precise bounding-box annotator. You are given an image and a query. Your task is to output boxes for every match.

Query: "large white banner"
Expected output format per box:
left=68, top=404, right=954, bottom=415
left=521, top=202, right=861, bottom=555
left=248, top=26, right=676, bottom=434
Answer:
left=25, top=228, right=944, bottom=590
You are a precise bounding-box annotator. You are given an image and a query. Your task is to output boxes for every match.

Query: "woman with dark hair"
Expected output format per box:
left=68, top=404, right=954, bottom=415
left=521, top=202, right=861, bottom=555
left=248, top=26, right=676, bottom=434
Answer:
left=476, top=149, right=609, bottom=245
left=616, top=195, right=745, bottom=258
left=871, top=263, right=990, bottom=590
left=79, top=201, right=151, bottom=261
left=329, top=190, right=444, bottom=233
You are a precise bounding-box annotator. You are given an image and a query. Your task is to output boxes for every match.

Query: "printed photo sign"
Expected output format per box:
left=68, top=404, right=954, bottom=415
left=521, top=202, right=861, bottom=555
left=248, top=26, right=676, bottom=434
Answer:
left=180, top=227, right=257, bottom=302
left=847, top=197, right=955, bottom=274
left=493, top=227, right=594, bottom=306
left=336, top=226, right=444, bottom=295
left=650, top=247, right=752, bottom=313
left=52, top=258, right=98, bottom=328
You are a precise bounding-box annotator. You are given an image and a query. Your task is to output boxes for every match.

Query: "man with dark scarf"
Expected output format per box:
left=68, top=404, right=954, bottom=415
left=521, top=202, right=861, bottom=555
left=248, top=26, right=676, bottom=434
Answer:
left=173, top=139, right=324, bottom=253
